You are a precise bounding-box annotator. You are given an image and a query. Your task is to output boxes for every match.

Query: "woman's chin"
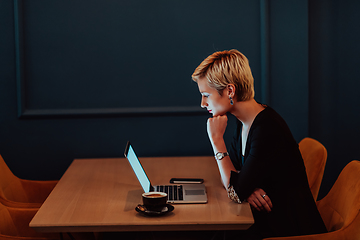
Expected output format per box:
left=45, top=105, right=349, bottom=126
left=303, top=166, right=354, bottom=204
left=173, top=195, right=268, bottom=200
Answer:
left=212, top=111, right=227, bottom=117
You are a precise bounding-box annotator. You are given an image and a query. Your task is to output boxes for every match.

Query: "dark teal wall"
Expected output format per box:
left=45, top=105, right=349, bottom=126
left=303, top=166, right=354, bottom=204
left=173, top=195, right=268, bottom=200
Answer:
left=1, top=0, right=359, bottom=200
left=308, top=0, right=360, bottom=198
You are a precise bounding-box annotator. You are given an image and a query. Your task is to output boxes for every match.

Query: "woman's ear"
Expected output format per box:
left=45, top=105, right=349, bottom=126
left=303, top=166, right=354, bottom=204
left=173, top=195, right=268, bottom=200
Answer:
left=227, top=84, right=236, bottom=98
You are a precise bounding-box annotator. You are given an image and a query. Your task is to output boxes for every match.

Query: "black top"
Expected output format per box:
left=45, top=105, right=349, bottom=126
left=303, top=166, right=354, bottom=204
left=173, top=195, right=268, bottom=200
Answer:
left=229, top=106, right=327, bottom=239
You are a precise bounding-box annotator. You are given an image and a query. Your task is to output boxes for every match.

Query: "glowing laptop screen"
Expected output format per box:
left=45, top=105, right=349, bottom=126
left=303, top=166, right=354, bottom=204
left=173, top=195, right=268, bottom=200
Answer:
left=125, top=143, right=151, bottom=193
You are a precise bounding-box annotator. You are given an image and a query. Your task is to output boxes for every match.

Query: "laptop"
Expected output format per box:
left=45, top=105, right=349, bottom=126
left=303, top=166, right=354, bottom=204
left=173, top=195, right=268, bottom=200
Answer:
left=124, top=141, right=208, bottom=204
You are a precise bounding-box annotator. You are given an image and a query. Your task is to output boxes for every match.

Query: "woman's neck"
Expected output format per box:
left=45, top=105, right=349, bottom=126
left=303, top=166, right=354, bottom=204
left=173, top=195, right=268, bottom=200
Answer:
left=230, top=99, right=265, bottom=127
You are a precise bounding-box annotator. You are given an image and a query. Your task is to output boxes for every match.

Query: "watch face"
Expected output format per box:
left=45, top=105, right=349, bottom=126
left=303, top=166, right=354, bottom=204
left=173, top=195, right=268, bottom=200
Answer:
left=216, top=152, right=224, bottom=160
left=216, top=152, right=228, bottom=160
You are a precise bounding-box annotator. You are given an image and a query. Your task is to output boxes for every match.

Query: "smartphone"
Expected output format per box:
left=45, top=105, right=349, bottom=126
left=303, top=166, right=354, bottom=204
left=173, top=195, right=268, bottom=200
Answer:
left=169, top=178, right=204, bottom=184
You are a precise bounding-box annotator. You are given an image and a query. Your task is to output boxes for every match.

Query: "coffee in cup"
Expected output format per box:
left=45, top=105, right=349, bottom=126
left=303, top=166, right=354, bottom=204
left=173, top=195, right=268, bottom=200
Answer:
left=142, top=192, right=167, bottom=211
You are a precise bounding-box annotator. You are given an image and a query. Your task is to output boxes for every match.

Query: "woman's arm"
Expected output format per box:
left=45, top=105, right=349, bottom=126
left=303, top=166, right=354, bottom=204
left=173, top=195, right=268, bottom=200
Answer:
left=207, top=115, right=237, bottom=188
left=207, top=115, right=273, bottom=212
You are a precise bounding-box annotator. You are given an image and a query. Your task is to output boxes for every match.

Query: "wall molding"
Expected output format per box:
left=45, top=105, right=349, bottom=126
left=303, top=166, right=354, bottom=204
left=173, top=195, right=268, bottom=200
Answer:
left=19, top=107, right=205, bottom=119
left=13, top=0, right=206, bottom=119
left=14, top=0, right=25, bottom=118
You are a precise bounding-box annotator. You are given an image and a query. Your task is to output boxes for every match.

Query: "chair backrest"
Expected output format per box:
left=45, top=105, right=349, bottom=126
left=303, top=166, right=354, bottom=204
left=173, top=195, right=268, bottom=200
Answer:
left=0, top=203, right=19, bottom=236
left=299, top=137, right=327, bottom=200
left=317, top=160, right=360, bottom=233
left=0, top=155, right=29, bottom=203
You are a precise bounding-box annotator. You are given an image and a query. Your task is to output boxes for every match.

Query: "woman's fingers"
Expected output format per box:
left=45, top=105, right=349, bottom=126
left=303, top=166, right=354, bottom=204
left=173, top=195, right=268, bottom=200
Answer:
left=251, top=197, right=264, bottom=211
left=259, top=195, right=272, bottom=212
left=207, top=115, right=228, bottom=140
left=262, top=194, right=273, bottom=209
left=247, top=188, right=273, bottom=212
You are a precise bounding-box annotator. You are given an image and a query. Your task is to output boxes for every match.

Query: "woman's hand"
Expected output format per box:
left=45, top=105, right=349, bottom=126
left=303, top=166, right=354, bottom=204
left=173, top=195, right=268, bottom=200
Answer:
left=207, top=115, right=228, bottom=145
left=247, top=188, right=273, bottom=212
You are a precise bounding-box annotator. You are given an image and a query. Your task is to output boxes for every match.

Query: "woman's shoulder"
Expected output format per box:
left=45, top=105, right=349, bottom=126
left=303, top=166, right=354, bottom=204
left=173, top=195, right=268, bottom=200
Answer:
left=251, top=106, right=293, bottom=139
left=253, top=106, right=287, bottom=126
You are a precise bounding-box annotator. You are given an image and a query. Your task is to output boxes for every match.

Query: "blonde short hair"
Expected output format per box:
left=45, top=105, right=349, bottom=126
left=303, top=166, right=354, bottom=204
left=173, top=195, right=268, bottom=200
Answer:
left=192, top=49, right=255, bottom=101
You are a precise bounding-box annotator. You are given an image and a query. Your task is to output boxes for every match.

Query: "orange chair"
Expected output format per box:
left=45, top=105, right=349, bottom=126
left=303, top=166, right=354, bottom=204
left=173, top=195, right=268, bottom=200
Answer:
left=0, top=201, right=97, bottom=240
left=0, top=202, right=59, bottom=240
left=299, top=137, right=327, bottom=201
left=264, top=160, right=360, bottom=240
left=0, top=155, right=57, bottom=208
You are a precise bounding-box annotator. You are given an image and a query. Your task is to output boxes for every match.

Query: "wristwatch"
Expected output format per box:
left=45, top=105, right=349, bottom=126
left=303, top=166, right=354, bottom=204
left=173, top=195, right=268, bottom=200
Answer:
left=215, top=152, right=229, bottom=161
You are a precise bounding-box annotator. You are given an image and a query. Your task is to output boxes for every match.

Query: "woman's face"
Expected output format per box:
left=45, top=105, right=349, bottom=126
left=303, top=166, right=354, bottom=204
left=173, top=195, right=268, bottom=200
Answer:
left=197, top=77, right=230, bottom=117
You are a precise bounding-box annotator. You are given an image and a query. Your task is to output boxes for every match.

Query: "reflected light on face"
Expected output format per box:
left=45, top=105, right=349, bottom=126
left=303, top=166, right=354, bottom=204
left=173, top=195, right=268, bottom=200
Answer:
left=197, top=77, right=229, bottom=117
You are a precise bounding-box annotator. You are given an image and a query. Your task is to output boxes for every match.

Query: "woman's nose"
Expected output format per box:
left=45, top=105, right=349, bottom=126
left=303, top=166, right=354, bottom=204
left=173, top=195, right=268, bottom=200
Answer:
left=201, top=97, right=207, bottom=108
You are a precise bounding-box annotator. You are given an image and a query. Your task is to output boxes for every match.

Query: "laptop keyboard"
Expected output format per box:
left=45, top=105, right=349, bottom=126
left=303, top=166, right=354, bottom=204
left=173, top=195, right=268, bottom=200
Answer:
left=155, top=185, right=184, bottom=201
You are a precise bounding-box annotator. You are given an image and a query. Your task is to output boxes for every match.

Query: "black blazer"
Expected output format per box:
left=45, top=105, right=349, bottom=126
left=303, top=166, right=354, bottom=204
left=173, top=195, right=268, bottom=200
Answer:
left=229, top=107, right=327, bottom=239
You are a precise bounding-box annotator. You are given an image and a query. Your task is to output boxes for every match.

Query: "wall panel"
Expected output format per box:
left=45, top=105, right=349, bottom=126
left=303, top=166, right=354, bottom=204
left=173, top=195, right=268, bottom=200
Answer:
left=14, top=0, right=261, bottom=118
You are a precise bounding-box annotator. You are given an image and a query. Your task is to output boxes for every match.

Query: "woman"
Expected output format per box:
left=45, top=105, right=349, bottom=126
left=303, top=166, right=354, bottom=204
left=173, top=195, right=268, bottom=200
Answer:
left=192, top=50, right=327, bottom=239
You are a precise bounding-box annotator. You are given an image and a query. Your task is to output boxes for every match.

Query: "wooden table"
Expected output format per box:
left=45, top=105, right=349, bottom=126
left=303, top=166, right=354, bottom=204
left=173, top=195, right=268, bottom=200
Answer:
left=30, top=157, right=254, bottom=233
